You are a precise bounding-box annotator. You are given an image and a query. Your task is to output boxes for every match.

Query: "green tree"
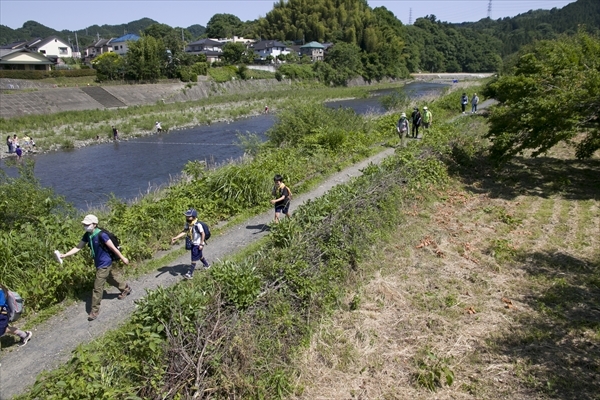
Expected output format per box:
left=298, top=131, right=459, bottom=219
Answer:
left=206, top=14, right=243, bottom=38
left=124, top=35, right=163, bottom=82
left=91, top=52, right=123, bottom=80
left=484, top=31, right=600, bottom=162
left=325, top=42, right=362, bottom=85
left=221, top=42, right=246, bottom=64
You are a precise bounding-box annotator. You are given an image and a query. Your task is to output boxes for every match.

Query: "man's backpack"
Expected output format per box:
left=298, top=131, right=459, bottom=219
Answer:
left=7, top=291, right=24, bottom=322
left=89, top=228, right=122, bottom=262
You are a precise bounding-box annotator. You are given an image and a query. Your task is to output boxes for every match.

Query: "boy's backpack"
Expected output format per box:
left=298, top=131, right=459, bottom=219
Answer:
left=7, top=291, right=24, bottom=322
left=195, top=221, right=211, bottom=241
left=286, top=185, right=293, bottom=200
left=89, top=228, right=122, bottom=262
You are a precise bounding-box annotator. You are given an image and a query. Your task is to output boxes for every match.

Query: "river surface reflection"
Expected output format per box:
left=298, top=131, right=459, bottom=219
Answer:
left=1, top=82, right=448, bottom=209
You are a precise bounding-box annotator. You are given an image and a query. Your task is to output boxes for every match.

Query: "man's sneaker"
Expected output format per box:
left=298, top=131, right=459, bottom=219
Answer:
left=203, top=264, right=211, bottom=269
left=19, top=331, right=33, bottom=347
left=88, top=311, right=99, bottom=321
left=183, top=272, right=193, bottom=280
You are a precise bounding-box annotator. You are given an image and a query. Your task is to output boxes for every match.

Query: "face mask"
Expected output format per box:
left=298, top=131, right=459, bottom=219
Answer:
left=85, top=224, right=95, bottom=233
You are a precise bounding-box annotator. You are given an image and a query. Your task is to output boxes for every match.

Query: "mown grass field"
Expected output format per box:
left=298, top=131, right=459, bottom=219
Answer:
left=291, top=119, right=600, bottom=399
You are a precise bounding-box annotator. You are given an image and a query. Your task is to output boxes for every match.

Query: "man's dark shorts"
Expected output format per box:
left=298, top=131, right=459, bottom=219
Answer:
left=191, top=244, right=203, bottom=262
left=275, top=203, right=290, bottom=214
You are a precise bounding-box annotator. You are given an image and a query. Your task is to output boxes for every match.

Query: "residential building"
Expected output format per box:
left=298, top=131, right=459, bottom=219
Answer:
left=111, top=33, right=140, bottom=56
left=300, top=41, right=325, bottom=61
left=185, top=38, right=223, bottom=63
left=0, top=48, right=53, bottom=70
left=251, top=40, right=290, bottom=61
left=84, top=38, right=113, bottom=61
left=25, top=36, right=72, bottom=58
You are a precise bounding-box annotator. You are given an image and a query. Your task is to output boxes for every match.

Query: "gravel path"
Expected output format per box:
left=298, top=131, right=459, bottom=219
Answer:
left=0, top=101, right=497, bottom=399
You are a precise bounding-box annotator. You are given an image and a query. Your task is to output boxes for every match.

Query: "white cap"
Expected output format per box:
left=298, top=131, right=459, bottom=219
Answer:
left=81, top=214, right=98, bottom=225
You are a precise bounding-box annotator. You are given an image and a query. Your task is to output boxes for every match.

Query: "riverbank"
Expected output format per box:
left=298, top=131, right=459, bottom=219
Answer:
left=0, top=81, right=408, bottom=160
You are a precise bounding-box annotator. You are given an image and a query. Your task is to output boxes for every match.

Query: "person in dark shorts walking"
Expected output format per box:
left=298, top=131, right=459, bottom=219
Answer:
left=271, top=174, right=291, bottom=223
left=171, top=209, right=210, bottom=279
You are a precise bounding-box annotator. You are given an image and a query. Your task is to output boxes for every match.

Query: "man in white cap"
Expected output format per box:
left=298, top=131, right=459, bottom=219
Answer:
left=59, top=214, right=131, bottom=321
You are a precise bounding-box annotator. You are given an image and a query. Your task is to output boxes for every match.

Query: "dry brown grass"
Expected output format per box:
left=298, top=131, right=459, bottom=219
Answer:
left=290, top=143, right=600, bottom=399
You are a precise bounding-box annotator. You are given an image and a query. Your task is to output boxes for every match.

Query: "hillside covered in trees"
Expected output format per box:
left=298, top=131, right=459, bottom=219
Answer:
left=0, top=0, right=598, bottom=77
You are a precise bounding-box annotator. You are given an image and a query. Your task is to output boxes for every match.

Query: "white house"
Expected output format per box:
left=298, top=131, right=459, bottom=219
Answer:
left=185, top=39, right=224, bottom=63
left=25, top=36, right=73, bottom=58
left=111, top=33, right=140, bottom=56
left=251, top=40, right=290, bottom=60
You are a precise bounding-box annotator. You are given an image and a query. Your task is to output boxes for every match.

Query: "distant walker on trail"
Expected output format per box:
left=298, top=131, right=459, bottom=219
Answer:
left=471, top=93, right=479, bottom=114
left=411, top=107, right=422, bottom=138
left=396, top=112, right=410, bottom=140
left=461, top=92, right=469, bottom=114
left=422, top=106, right=432, bottom=129
left=58, top=214, right=132, bottom=321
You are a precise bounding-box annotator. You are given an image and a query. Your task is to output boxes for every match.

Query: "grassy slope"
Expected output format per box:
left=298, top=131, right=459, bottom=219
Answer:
left=291, top=121, right=600, bottom=398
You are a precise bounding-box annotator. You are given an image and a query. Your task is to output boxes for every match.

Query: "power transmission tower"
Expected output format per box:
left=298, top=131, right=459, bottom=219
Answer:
left=487, top=0, right=492, bottom=19
left=409, top=8, right=413, bottom=25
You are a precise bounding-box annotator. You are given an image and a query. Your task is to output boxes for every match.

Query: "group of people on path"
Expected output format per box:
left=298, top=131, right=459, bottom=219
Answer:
left=461, top=92, right=479, bottom=114
left=40, top=174, right=292, bottom=324
left=397, top=105, right=433, bottom=140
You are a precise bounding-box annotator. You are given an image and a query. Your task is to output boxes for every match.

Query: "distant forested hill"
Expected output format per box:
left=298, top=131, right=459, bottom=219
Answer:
left=0, top=18, right=206, bottom=48
left=456, top=0, right=600, bottom=57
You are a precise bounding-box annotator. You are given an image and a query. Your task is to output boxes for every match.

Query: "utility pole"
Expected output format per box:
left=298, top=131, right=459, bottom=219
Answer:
left=409, top=8, right=413, bottom=25
left=487, top=0, right=492, bottom=19
left=74, top=32, right=80, bottom=60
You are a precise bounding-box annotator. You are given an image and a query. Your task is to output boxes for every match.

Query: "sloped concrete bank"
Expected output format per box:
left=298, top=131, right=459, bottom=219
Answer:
left=0, top=78, right=297, bottom=119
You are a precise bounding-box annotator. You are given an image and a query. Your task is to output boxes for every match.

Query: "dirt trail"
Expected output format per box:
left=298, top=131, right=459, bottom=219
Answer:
left=0, top=104, right=495, bottom=399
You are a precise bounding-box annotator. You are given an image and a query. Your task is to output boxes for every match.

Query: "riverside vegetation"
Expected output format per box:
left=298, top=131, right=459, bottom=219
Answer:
left=5, top=71, right=599, bottom=398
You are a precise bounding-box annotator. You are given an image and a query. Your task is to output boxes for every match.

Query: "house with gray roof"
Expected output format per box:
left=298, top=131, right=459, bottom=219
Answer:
left=251, top=40, right=290, bottom=61
left=185, top=39, right=224, bottom=63
left=0, top=48, right=53, bottom=70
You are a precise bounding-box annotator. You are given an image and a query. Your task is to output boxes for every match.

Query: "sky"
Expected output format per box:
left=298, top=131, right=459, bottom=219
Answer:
left=0, top=0, right=578, bottom=32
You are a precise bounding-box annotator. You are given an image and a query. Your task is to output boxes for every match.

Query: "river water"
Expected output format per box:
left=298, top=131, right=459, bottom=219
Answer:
left=1, top=82, right=448, bottom=210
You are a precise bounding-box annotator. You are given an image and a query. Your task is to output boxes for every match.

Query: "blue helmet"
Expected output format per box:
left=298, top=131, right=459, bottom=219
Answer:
left=183, top=208, right=198, bottom=218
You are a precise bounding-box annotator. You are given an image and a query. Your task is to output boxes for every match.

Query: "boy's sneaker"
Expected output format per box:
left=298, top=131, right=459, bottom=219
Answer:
left=19, top=331, right=33, bottom=347
left=183, top=272, right=193, bottom=280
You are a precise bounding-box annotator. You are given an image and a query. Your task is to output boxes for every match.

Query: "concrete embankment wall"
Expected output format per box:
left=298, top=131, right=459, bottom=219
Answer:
left=0, top=79, right=293, bottom=119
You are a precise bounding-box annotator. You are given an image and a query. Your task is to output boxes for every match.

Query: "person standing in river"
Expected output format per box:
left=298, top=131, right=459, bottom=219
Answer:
left=6, top=136, right=13, bottom=154
left=112, top=126, right=119, bottom=141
